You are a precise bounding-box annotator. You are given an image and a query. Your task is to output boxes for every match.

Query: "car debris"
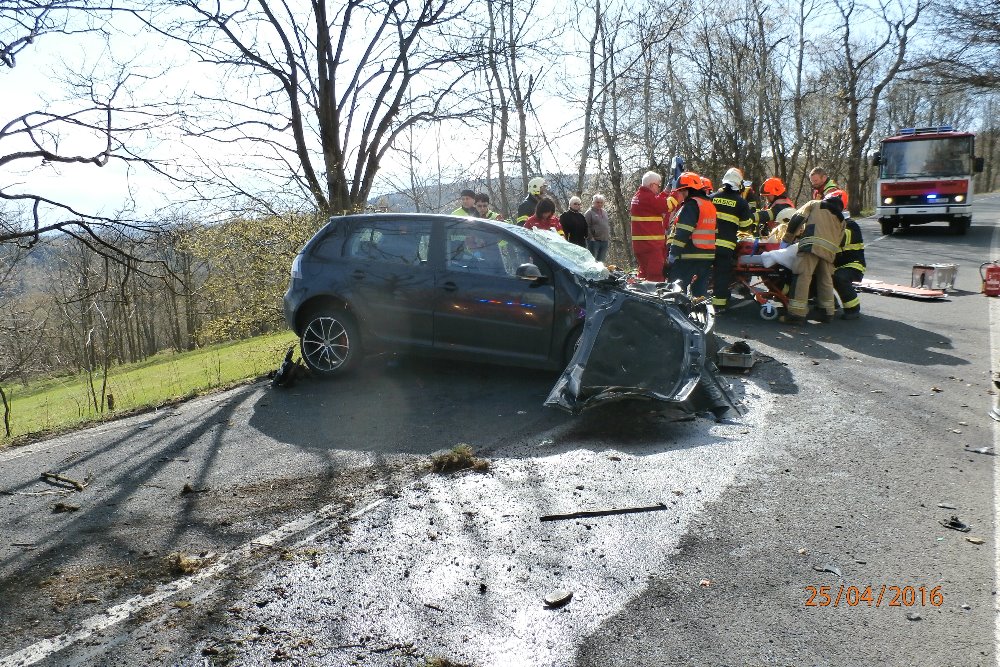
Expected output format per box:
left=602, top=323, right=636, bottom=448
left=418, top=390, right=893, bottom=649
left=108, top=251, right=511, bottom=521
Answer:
left=812, top=564, right=843, bottom=577
left=939, top=515, right=971, bottom=532
left=539, top=502, right=669, bottom=522
left=545, top=278, right=743, bottom=418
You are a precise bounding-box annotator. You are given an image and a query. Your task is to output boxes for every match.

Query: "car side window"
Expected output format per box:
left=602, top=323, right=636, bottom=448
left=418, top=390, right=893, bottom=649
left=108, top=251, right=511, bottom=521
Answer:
left=346, top=221, right=431, bottom=266
left=447, top=228, right=535, bottom=277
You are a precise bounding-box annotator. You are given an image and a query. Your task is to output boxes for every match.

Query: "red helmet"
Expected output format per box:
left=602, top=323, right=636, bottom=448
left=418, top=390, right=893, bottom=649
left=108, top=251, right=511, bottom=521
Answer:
left=677, top=172, right=701, bottom=190
left=701, top=176, right=713, bottom=192
left=761, top=177, right=786, bottom=197
left=824, top=189, right=848, bottom=207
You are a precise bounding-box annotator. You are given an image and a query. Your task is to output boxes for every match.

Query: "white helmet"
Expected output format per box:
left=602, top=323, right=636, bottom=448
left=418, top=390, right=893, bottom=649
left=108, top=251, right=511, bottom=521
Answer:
left=527, top=177, right=546, bottom=196
left=721, top=167, right=743, bottom=190
left=774, top=207, right=795, bottom=224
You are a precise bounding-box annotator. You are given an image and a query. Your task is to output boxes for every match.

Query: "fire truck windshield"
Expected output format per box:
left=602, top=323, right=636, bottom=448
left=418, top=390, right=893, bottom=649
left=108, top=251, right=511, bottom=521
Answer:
left=879, top=136, right=973, bottom=179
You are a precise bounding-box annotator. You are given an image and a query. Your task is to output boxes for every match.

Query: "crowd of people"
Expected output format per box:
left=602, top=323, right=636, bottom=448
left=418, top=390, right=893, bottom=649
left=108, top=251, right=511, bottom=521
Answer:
left=447, top=164, right=866, bottom=323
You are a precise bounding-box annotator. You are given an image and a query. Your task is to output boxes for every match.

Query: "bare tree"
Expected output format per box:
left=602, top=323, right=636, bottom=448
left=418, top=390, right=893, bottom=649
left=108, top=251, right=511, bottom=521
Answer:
left=139, top=0, right=480, bottom=217
left=828, top=0, right=924, bottom=214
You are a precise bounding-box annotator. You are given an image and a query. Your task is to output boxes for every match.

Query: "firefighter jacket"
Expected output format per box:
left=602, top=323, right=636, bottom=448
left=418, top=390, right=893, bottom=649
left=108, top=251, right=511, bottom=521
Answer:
left=524, top=214, right=564, bottom=236
left=668, top=195, right=717, bottom=261
left=753, top=196, right=795, bottom=236
left=835, top=218, right=867, bottom=273
left=451, top=206, right=477, bottom=217
left=710, top=186, right=754, bottom=251
left=629, top=186, right=671, bottom=245
left=811, top=178, right=839, bottom=200
left=782, top=199, right=845, bottom=263
left=517, top=195, right=541, bottom=225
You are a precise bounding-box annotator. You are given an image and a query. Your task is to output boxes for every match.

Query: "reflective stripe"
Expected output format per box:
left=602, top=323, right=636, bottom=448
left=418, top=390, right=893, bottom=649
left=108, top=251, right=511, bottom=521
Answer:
left=691, top=199, right=717, bottom=250
left=679, top=252, right=714, bottom=260
left=801, top=236, right=840, bottom=254
left=675, top=223, right=695, bottom=232
left=842, top=296, right=861, bottom=309
left=717, top=212, right=740, bottom=223
left=716, top=239, right=737, bottom=250
left=633, top=234, right=665, bottom=240
left=843, top=243, right=864, bottom=251
left=516, top=214, right=529, bottom=224
left=788, top=298, right=808, bottom=309
left=839, top=261, right=866, bottom=272
left=631, top=216, right=663, bottom=222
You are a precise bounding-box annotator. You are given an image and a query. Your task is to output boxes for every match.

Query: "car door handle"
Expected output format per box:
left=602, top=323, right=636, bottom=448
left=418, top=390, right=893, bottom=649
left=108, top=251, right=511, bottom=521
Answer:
left=441, top=281, right=458, bottom=291
left=352, top=270, right=365, bottom=279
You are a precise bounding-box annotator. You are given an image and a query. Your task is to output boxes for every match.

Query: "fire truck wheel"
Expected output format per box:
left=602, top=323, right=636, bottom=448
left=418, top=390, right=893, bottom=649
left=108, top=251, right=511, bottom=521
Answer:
left=879, top=219, right=895, bottom=236
left=949, top=219, right=970, bottom=235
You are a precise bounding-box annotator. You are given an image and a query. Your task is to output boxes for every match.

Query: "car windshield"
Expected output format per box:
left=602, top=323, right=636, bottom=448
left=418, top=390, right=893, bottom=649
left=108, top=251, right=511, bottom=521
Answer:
left=503, top=225, right=610, bottom=281
left=880, top=137, right=973, bottom=178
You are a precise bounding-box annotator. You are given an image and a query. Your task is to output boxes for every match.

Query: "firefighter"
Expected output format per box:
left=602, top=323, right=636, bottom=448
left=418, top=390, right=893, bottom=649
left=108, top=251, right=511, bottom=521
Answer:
left=753, top=177, right=796, bottom=237
left=710, top=167, right=755, bottom=310
left=517, top=177, right=547, bottom=226
left=629, top=170, right=672, bottom=281
left=780, top=190, right=847, bottom=324
left=741, top=180, right=762, bottom=215
left=666, top=172, right=717, bottom=298
left=833, top=193, right=866, bottom=320
left=809, top=167, right=840, bottom=200
left=701, top=176, right=714, bottom=196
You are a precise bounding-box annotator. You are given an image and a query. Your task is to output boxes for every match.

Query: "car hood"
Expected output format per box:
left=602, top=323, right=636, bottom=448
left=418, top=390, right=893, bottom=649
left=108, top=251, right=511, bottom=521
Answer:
left=545, top=278, right=744, bottom=417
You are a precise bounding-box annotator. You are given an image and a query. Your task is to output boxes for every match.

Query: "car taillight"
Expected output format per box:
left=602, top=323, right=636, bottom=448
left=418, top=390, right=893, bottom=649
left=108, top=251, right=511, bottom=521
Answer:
left=291, top=254, right=303, bottom=279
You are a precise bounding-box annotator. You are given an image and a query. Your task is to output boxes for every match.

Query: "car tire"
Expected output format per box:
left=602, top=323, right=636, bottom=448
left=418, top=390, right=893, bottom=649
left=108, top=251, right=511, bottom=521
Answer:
left=950, top=218, right=970, bottom=235
left=880, top=219, right=895, bottom=236
left=299, top=309, right=362, bottom=377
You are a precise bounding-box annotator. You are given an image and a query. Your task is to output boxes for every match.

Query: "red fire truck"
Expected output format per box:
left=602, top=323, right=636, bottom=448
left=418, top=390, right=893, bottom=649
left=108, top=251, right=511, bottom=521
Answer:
left=872, top=126, right=984, bottom=236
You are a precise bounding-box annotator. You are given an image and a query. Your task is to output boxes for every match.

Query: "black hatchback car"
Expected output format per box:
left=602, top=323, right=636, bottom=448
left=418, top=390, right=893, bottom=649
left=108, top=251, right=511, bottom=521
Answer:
left=283, top=214, right=608, bottom=376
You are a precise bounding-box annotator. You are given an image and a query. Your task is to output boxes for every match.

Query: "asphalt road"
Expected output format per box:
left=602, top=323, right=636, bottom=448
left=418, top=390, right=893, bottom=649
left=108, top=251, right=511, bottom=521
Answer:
left=0, top=198, right=997, bottom=667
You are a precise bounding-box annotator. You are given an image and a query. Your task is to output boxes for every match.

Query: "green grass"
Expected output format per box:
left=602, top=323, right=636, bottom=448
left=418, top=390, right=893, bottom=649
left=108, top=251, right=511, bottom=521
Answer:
left=1, top=330, right=298, bottom=444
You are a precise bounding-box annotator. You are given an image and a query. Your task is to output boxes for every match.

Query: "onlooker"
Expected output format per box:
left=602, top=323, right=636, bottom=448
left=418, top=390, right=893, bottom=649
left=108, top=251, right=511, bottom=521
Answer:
left=585, top=194, right=611, bottom=262
left=474, top=193, right=504, bottom=221
left=451, top=189, right=477, bottom=216
left=559, top=196, right=588, bottom=247
left=524, top=198, right=564, bottom=236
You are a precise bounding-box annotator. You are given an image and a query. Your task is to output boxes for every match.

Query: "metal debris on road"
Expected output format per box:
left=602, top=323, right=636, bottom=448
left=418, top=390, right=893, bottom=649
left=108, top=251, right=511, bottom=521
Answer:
left=937, top=503, right=957, bottom=509
left=812, top=564, right=843, bottom=577
left=964, top=446, right=994, bottom=456
left=939, top=515, right=971, bottom=532
left=540, top=502, right=668, bottom=522
left=906, top=612, right=922, bottom=621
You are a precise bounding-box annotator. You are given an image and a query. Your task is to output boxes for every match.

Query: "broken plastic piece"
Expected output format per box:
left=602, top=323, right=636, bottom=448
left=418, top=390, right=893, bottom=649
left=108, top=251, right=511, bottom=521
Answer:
left=939, top=515, right=971, bottom=532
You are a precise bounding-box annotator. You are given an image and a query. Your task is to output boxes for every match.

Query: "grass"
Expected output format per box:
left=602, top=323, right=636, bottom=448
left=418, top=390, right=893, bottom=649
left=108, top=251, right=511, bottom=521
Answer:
left=430, top=444, right=490, bottom=474
left=1, top=330, right=298, bottom=445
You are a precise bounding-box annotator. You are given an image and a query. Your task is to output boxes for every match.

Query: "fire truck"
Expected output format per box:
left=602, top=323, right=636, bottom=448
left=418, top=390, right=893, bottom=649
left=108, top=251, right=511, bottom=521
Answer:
left=872, top=126, right=984, bottom=236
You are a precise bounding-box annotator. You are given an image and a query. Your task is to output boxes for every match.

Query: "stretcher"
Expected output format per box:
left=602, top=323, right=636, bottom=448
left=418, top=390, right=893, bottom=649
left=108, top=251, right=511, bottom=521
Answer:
left=732, top=240, right=792, bottom=320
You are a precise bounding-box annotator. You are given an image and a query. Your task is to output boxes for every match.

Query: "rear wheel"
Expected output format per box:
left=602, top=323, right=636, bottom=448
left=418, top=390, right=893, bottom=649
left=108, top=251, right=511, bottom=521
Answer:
left=299, top=309, right=362, bottom=377
left=949, top=218, right=970, bottom=235
left=879, top=219, right=895, bottom=236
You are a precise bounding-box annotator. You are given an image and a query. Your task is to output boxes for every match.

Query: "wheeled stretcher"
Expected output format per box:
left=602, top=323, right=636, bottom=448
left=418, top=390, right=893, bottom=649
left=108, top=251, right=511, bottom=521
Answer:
left=732, top=240, right=792, bottom=320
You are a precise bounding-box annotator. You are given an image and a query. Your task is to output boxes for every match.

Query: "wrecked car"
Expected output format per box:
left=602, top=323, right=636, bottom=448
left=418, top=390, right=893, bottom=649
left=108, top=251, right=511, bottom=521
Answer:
left=283, top=214, right=740, bottom=417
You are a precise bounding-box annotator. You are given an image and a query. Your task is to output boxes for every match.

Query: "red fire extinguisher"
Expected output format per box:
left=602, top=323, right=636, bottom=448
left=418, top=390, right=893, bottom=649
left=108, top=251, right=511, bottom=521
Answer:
left=981, top=261, right=1000, bottom=297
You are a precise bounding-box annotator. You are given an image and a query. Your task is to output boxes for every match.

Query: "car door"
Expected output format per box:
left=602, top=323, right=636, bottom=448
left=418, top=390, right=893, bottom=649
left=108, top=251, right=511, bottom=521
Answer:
left=342, top=218, right=435, bottom=348
left=434, top=221, right=555, bottom=363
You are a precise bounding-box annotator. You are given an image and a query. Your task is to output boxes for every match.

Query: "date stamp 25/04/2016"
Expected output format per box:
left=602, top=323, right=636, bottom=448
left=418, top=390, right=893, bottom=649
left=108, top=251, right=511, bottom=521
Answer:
left=804, top=585, right=943, bottom=608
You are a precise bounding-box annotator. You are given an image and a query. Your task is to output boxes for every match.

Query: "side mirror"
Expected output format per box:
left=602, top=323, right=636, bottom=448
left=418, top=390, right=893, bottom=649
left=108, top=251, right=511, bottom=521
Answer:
left=871, top=151, right=881, bottom=167
left=974, top=157, right=984, bottom=174
left=516, top=263, right=545, bottom=282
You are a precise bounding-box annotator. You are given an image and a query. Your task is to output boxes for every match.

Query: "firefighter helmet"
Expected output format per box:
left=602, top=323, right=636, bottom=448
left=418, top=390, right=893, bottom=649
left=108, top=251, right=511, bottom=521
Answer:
left=761, top=177, right=786, bottom=197
left=721, top=167, right=743, bottom=190
left=825, top=189, right=848, bottom=207
left=527, top=177, right=546, bottom=196
left=677, top=172, right=702, bottom=190
left=701, top=176, right=713, bottom=192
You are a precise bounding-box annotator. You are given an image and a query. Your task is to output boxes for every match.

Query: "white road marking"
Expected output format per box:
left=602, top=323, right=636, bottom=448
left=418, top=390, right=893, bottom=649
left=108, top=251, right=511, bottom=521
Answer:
left=0, top=493, right=391, bottom=666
